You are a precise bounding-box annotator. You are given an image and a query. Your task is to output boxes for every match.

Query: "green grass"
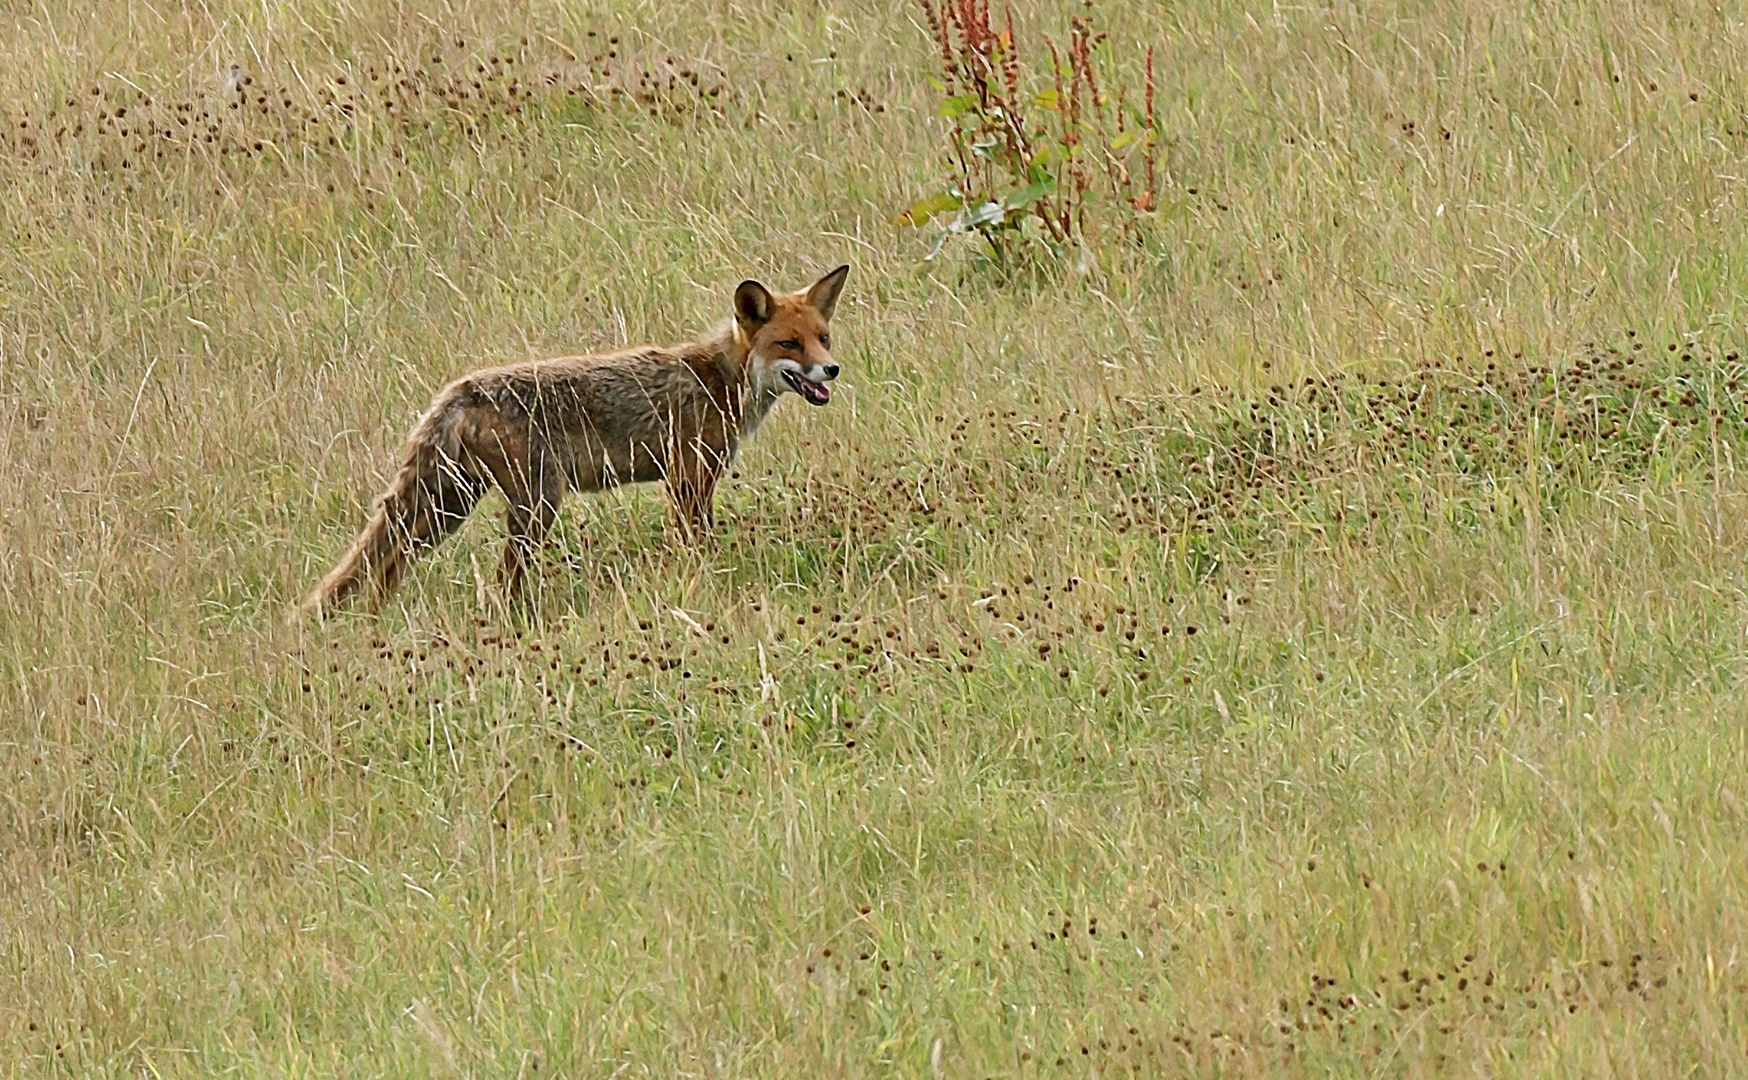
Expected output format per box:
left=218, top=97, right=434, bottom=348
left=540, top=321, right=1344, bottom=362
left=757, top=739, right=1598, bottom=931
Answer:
left=5, top=0, right=1748, bottom=1075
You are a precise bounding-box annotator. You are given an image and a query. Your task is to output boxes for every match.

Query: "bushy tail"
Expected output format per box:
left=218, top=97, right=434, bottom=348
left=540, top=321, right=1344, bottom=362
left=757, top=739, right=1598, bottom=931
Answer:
left=299, top=393, right=491, bottom=618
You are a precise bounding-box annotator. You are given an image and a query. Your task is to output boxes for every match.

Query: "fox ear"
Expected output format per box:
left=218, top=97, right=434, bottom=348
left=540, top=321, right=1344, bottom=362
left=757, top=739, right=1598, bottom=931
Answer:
left=735, top=280, right=774, bottom=327
left=805, top=264, right=850, bottom=321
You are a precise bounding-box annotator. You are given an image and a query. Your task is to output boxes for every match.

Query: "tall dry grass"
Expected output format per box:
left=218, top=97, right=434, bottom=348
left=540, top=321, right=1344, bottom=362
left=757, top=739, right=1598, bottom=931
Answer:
left=4, top=0, right=1748, bottom=1075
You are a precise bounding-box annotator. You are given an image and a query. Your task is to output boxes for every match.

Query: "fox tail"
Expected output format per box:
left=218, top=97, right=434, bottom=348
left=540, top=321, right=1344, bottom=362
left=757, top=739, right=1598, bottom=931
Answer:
left=299, top=392, right=493, bottom=618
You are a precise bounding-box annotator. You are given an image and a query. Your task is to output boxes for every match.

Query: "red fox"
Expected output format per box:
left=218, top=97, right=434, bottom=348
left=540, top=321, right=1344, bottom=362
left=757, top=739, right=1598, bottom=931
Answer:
left=299, top=265, right=849, bottom=617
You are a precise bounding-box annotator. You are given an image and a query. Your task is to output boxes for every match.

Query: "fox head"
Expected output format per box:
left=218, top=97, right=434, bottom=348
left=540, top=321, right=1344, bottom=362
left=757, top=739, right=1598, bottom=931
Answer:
left=735, top=265, right=849, bottom=408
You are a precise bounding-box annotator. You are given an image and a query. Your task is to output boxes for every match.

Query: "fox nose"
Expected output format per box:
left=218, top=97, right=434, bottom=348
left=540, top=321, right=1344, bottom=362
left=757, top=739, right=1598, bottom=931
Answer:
left=824, top=363, right=840, bottom=379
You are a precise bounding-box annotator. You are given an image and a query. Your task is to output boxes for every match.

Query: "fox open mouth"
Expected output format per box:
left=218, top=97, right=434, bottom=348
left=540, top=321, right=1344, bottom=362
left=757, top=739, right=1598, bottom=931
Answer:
left=783, top=369, right=832, bottom=406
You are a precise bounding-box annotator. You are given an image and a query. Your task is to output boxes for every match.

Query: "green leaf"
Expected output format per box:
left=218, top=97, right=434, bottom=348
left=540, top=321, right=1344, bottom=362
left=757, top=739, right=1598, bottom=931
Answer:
left=959, top=201, right=1009, bottom=229
left=1112, top=129, right=1139, bottom=151
left=893, top=192, right=963, bottom=226
left=1004, top=178, right=1056, bottom=210
left=1032, top=87, right=1060, bottom=110
left=938, top=94, right=980, bottom=118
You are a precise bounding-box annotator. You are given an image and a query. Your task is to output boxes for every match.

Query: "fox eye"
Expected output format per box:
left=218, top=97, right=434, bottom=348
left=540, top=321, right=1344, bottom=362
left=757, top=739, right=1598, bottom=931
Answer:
left=819, top=334, right=831, bottom=349
left=778, top=339, right=802, bottom=351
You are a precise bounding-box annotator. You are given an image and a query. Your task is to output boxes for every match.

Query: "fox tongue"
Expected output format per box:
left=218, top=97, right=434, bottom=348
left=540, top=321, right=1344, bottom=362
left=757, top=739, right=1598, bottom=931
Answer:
left=797, top=377, right=831, bottom=406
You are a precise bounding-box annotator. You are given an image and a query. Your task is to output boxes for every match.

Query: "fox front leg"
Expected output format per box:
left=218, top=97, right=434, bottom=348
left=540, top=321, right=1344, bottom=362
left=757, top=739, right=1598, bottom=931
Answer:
left=667, top=455, right=720, bottom=543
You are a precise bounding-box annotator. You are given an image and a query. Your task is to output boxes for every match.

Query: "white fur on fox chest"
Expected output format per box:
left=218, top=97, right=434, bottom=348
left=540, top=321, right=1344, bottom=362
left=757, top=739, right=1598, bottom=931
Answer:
left=738, top=385, right=787, bottom=441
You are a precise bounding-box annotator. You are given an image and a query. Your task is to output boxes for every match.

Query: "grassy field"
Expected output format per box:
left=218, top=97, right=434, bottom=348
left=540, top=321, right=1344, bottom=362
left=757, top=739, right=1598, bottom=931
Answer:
left=5, top=0, right=1748, bottom=1075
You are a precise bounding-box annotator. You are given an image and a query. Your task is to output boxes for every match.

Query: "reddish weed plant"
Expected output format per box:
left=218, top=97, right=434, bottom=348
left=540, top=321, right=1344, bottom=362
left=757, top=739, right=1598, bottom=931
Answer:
left=898, top=0, right=1161, bottom=264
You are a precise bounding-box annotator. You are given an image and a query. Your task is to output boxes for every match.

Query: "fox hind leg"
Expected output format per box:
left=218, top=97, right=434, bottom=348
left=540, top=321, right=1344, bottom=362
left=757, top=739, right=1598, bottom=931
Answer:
left=457, top=416, right=562, bottom=601
left=496, top=455, right=565, bottom=600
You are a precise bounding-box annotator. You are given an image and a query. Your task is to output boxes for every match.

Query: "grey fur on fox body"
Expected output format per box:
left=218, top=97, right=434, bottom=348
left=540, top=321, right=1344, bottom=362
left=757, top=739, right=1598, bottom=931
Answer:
left=300, top=265, right=849, bottom=616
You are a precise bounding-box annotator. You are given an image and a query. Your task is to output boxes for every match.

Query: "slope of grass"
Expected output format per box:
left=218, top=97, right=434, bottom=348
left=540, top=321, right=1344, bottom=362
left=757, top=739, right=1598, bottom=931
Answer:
left=4, top=1, right=1748, bottom=1076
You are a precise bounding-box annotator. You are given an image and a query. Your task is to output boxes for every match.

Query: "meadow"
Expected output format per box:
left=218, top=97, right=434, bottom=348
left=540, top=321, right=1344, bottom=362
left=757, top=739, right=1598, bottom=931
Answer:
left=3, top=0, right=1748, bottom=1075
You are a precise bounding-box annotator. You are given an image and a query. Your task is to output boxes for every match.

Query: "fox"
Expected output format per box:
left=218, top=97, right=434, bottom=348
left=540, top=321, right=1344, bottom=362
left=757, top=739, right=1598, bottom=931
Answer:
left=298, top=265, right=850, bottom=617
